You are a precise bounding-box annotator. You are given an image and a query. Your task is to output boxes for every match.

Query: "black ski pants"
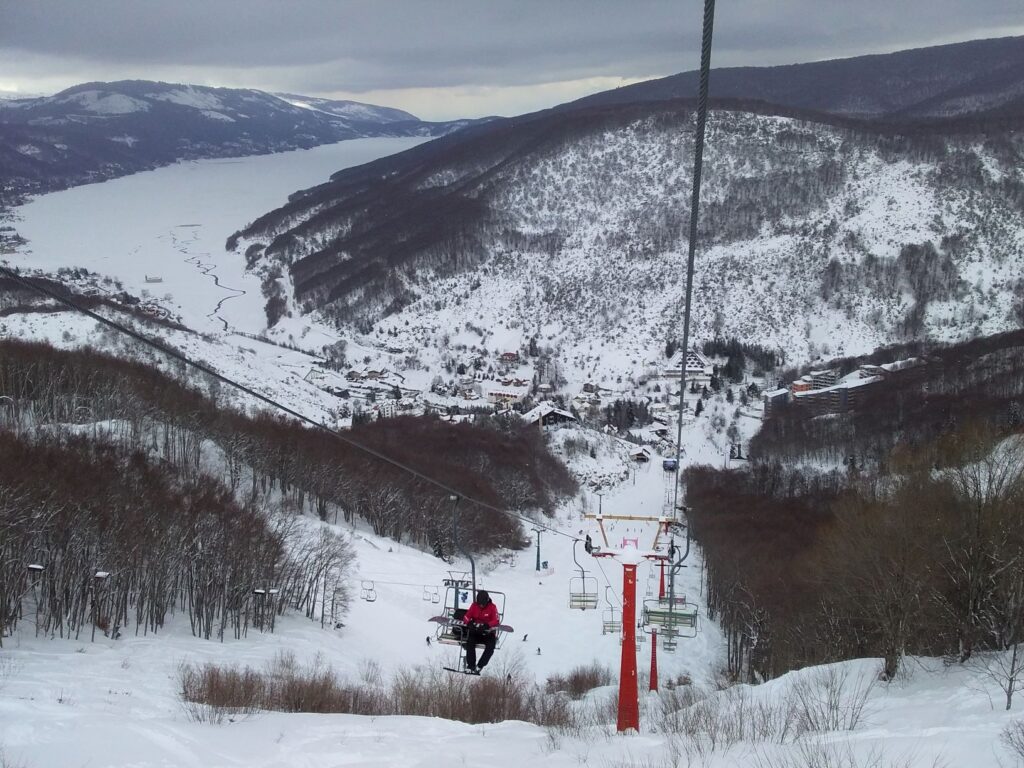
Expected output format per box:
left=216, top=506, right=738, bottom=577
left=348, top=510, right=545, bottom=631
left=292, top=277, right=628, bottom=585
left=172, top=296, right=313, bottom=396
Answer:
left=462, top=628, right=496, bottom=669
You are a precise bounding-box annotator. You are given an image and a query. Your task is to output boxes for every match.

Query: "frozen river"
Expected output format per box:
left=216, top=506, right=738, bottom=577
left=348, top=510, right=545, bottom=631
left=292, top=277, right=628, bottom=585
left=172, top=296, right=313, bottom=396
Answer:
left=7, top=137, right=427, bottom=334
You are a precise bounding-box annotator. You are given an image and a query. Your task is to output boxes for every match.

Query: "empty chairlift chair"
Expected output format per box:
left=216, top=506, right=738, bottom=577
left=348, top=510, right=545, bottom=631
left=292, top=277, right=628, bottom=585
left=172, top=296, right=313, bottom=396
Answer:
left=568, top=539, right=599, bottom=610
left=642, top=594, right=699, bottom=652
left=601, top=586, right=622, bottom=635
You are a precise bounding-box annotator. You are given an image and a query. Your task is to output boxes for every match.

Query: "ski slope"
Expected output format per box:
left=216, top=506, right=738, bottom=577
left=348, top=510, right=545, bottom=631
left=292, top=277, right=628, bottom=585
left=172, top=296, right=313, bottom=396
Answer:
left=2, top=441, right=1023, bottom=767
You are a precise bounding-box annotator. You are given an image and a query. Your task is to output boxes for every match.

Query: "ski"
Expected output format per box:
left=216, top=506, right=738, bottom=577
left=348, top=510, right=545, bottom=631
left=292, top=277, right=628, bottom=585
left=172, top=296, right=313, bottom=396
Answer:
left=443, top=666, right=482, bottom=676
left=429, top=616, right=514, bottom=633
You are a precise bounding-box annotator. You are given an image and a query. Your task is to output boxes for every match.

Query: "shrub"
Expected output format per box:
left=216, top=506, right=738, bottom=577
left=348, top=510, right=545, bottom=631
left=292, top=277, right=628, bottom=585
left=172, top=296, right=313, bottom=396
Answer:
left=545, top=662, right=613, bottom=699
left=178, top=653, right=574, bottom=727
left=1003, top=719, right=1024, bottom=764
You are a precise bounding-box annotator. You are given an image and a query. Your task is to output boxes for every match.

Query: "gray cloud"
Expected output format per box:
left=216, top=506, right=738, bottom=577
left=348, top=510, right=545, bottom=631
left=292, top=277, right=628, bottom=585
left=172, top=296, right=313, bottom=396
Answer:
left=2, top=0, right=1022, bottom=118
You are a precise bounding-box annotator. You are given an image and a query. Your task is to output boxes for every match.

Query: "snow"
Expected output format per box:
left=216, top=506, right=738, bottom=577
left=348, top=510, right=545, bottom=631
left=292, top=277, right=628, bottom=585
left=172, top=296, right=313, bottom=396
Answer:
left=0, top=442, right=729, bottom=767
left=2, top=125, right=1021, bottom=767
left=2, top=461, right=1022, bottom=766
left=200, top=109, right=235, bottom=122
left=6, top=137, right=428, bottom=338
left=59, top=90, right=150, bottom=115
left=148, top=87, right=225, bottom=111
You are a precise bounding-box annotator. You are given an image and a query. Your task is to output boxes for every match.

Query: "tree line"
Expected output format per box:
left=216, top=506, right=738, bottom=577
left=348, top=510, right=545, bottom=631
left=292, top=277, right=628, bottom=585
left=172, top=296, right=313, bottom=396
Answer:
left=0, top=429, right=351, bottom=645
left=0, top=338, right=578, bottom=640
left=754, top=330, right=1024, bottom=467
left=686, top=424, right=1024, bottom=708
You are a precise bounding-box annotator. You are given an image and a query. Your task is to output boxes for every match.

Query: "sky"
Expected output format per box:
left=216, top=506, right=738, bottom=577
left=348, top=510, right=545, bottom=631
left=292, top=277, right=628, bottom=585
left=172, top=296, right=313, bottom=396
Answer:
left=1, top=1, right=1022, bottom=120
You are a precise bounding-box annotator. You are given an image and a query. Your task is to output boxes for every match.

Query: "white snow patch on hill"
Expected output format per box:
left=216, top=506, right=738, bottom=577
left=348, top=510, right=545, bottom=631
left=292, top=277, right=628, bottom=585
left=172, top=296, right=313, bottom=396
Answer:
left=60, top=90, right=151, bottom=114
left=149, top=86, right=226, bottom=111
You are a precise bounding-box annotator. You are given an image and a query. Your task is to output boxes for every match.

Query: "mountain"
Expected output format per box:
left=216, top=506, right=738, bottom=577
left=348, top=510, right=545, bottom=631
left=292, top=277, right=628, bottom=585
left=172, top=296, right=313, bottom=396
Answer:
left=274, top=92, right=418, bottom=123
left=0, top=80, right=479, bottom=203
left=562, top=35, right=1024, bottom=120
left=227, top=90, right=1024, bottom=380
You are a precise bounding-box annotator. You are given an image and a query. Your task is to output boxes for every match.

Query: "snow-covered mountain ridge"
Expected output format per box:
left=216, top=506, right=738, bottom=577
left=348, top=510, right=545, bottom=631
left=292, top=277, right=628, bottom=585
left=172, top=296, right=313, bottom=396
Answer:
left=232, top=99, right=1024, bottom=382
left=0, top=80, right=480, bottom=204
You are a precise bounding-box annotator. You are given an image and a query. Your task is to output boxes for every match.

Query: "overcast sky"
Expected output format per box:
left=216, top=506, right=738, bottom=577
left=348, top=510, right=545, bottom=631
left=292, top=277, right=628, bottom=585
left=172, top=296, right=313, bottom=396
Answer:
left=1, top=1, right=1022, bottom=120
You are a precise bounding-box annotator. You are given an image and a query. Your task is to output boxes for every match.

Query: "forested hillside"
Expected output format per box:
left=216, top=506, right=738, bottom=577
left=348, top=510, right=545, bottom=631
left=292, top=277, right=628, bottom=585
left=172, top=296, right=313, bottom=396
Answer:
left=0, top=339, right=577, bottom=643
left=563, top=35, right=1024, bottom=119
left=231, top=96, right=1024, bottom=379
left=683, top=330, right=1024, bottom=688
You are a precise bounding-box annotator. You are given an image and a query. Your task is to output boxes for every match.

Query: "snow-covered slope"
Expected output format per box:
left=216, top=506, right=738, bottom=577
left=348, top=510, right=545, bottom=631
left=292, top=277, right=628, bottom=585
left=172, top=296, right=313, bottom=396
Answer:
left=2, top=136, right=1022, bottom=768
left=231, top=100, right=1024, bottom=382
left=2, top=450, right=1022, bottom=767
left=274, top=92, right=417, bottom=123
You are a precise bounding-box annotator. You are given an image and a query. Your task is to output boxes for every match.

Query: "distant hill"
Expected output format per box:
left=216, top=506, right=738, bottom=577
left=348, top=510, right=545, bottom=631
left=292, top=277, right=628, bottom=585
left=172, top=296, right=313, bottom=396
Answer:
left=562, top=35, right=1024, bottom=119
left=273, top=92, right=418, bottom=124
left=227, top=88, right=1024, bottom=373
left=0, top=80, right=480, bottom=203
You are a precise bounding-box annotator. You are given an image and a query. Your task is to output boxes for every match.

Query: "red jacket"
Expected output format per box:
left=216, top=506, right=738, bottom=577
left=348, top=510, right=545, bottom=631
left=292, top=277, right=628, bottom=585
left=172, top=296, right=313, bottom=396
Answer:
left=463, top=600, right=499, bottom=628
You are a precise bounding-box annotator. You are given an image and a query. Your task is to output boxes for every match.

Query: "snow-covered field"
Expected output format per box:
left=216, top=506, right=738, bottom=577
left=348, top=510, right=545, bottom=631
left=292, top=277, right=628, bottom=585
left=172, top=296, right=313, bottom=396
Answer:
left=2, top=456, right=1022, bottom=768
left=6, top=137, right=426, bottom=337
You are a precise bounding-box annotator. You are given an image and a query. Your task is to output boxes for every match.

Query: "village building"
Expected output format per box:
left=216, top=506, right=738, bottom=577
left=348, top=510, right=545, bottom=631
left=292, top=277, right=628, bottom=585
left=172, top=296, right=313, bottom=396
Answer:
left=487, top=389, right=526, bottom=405
left=762, top=387, right=791, bottom=417
left=766, top=357, right=927, bottom=419
left=304, top=368, right=331, bottom=386
left=663, top=349, right=713, bottom=383
left=522, top=402, right=577, bottom=427
left=376, top=401, right=398, bottom=418
left=629, top=446, right=652, bottom=463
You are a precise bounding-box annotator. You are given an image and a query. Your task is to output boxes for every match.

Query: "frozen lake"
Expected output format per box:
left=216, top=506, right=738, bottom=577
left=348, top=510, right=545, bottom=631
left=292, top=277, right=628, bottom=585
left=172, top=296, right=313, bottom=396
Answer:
left=7, top=137, right=427, bottom=334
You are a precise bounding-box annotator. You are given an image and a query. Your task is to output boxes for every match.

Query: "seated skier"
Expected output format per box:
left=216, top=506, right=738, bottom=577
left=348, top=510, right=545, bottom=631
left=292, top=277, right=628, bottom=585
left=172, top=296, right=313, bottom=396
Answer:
left=461, top=590, right=499, bottom=674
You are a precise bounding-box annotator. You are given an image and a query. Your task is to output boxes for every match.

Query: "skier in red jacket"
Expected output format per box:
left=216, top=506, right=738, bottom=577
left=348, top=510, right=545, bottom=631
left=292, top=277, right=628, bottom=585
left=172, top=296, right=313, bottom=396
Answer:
left=461, top=590, right=499, bottom=673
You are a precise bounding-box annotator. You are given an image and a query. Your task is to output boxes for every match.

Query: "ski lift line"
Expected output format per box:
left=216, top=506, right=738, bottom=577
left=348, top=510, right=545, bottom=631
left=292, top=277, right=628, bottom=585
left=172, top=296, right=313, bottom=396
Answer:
left=671, top=0, right=716, bottom=515
left=352, top=578, right=440, bottom=589
left=0, top=266, right=581, bottom=544
left=592, top=555, right=622, bottom=608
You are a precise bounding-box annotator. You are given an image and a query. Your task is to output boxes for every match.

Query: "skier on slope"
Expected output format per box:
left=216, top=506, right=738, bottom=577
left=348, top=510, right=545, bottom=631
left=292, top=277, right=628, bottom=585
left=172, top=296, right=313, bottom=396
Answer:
left=461, top=590, right=499, bottom=674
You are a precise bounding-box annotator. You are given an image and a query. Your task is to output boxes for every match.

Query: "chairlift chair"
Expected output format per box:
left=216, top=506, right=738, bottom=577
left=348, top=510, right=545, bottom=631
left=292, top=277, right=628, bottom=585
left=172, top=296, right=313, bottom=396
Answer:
left=427, top=497, right=514, bottom=673
left=359, top=580, right=377, bottom=603
left=601, top=586, right=622, bottom=635
left=568, top=539, right=599, bottom=610
left=641, top=595, right=699, bottom=642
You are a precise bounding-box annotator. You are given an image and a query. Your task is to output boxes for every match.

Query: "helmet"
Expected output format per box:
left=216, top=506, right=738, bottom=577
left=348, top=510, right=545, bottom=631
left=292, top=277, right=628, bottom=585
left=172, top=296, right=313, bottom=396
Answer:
left=475, top=590, right=490, bottom=605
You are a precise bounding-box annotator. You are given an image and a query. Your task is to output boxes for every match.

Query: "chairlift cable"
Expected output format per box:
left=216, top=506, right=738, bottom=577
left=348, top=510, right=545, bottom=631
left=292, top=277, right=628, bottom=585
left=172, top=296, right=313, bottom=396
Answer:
left=671, top=0, right=716, bottom=515
left=593, top=555, right=622, bottom=608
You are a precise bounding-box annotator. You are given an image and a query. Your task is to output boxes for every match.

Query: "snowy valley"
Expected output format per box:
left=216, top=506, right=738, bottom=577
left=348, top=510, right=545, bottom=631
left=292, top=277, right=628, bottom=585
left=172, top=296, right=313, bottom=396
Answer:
left=2, top=32, right=1024, bottom=768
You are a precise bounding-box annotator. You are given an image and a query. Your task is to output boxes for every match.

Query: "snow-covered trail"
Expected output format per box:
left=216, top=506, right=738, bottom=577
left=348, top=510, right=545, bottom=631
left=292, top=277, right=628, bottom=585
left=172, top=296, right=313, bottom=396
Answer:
left=6, top=137, right=428, bottom=336
left=2, top=427, right=1022, bottom=767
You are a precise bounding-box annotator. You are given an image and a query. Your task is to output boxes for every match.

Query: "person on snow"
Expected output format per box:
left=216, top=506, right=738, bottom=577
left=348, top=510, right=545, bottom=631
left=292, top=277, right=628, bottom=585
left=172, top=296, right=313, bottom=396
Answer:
left=461, top=590, right=499, bottom=673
